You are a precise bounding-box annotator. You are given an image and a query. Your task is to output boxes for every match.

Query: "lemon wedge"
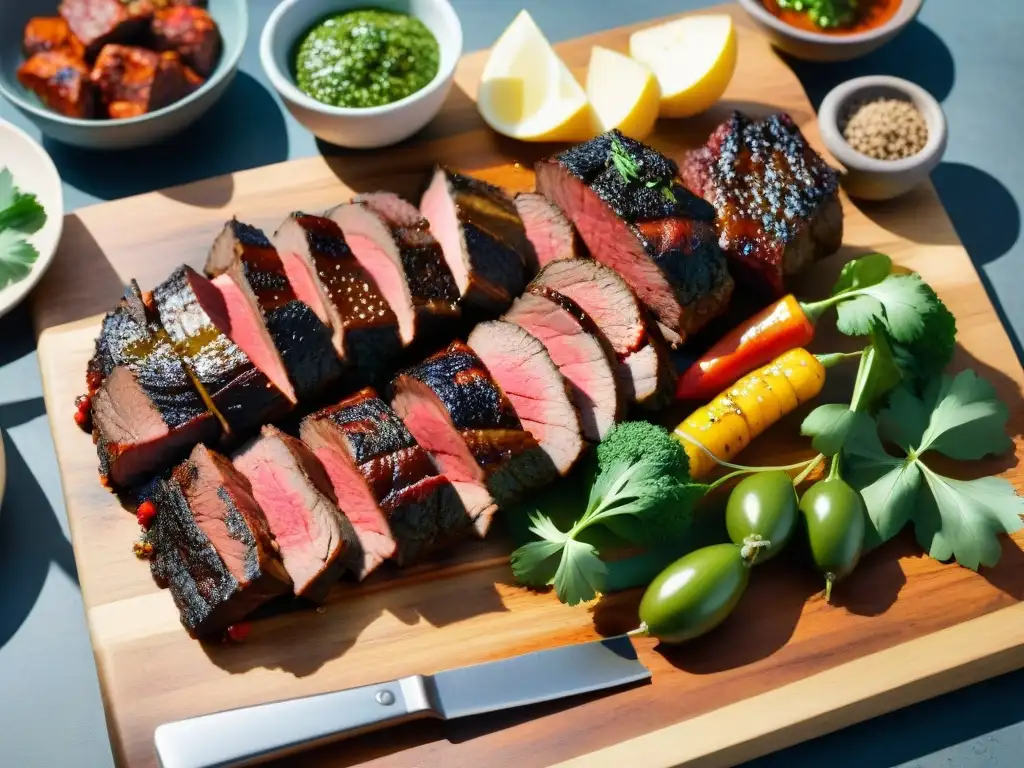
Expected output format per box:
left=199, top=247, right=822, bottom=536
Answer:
left=628, top=15, right=738, bottom=119
left=586, top=46, right=661, bottom=140
left=477, top=10, right=592, bottom=142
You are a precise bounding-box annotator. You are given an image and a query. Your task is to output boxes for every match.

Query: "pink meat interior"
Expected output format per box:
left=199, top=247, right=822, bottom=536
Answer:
left=342, top=222, right=416, bottom=345
left=515, top=192, right=575, bottom=268
left=420, top=170, right=469, bottom=295
left=274, top=220, right=333, bottom=327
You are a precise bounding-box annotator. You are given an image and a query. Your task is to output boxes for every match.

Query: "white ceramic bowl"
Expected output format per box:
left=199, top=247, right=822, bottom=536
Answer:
left=260, top=0, right=463, bottom=149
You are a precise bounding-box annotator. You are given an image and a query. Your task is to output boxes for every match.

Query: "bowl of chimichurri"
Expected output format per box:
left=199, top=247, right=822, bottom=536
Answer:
left=260, top=0, right=462, bottom=148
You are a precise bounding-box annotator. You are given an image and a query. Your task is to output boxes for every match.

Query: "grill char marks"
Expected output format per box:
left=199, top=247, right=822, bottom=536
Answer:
left=205, top=219, right=344, bottom=403
left=301, top=388, right=470, bottom=575
left=234, top=425, right=359, bottom=602
left=514, top=192, right=584, bottom=267
left=272, top=213, right=401, bottom=388
left=328, top=192, right=460, bottom=347
left=681, top=111, right=842, bottom=298
left=419, top=167, right=532, bottom=316
left=89, top=281, right=220, bottom=488
left=148, top=443, right=291, bottom=639
left=390, top=341, right=556, bottom=535
left=154, top=265, right=292, bottom=436
left=535, top=130, right=733, bottom=345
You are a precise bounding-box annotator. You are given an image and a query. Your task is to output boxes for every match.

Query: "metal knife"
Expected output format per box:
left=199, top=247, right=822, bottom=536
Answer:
left=154, top=634, right=650, bottom=768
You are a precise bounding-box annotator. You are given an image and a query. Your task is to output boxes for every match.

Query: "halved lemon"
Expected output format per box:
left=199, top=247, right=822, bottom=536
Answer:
left=586, top=46, right=661, bottom=140
left=628, top=15, right=738, bottom=119
left=477, top=10, right=592, bottom=142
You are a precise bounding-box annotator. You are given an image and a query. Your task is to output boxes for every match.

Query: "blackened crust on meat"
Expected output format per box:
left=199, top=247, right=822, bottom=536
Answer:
left=307, top=387, right=416, bottom=465
left=461, top=428, right=557, bottom=504
left=681, top=112, right=842, bottom=298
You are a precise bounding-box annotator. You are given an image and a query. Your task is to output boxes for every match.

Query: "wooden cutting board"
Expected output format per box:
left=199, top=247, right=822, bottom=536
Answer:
left=31, top=6, right=1024, bottom=768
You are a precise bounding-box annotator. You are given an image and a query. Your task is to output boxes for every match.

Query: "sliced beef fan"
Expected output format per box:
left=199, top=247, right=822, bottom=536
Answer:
left=530, top=258, right=675, bottom=409
left=273, top=213, right=401, bottom=387
left=504, top=290, right=621, bottom=441
left=680, top=111, right=842, bottom=298
left=329, top=192, right=460, bottom=347
left=153, top=265, right=292, bottom=436
left=88, top=281, right=220, bottom=488
left=301, top=388, right=470, bottom=576
left=535, top=130, right=733, bottom=345
left=514, top=192, right=583, bottom=267
left=234, top=425, right=360, bottom=601
left=419, top=167, right=532, bottom=316
left=390, top=341, right=556, bottom=535
left=148, top=443, right=291, bottom=638
left=206, top=219, right=345, bottom=403
left=467, top=320, right=584, bottom=475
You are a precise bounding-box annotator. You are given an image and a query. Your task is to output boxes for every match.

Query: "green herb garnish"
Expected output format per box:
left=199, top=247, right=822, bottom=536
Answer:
left=0, top=167, right=46, bottom=289
left=776, top=0, right=859, bottom=30
left=609, top=134, right=677, bottom=203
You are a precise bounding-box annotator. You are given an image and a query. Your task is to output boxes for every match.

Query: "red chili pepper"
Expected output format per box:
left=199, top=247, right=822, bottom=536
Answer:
left=226, top=623, right=252, bottom=643
left=136, top=500, right=158, bottom=529
left=676, top=294, right=816, bottom=401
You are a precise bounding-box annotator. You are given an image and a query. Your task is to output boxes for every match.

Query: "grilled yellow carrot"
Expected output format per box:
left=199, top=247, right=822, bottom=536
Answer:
left=673, top=348, right=826, bottom=479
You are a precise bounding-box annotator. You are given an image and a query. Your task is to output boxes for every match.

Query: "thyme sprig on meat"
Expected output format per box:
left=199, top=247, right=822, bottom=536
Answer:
left=609, top=135, right=677, bottom=203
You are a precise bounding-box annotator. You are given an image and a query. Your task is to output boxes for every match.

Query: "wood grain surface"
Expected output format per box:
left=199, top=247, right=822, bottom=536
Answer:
left=31, top=6, right=1024, bottom=768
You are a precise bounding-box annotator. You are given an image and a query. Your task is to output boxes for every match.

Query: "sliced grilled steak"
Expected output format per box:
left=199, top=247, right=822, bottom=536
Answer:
left=148, top=444, right=291, bottom=638
left=390, top=341, right=556, bottom=535
left=88, top=281, right=219, bottom=488
left=535, top=130, right=733, bottom=345
left=273, top=213, right=401, bottom=387
left=504, top=290, right=621, bottom=441
left=514, top=192, right=583, bottom=267
left=419, top=167, right=532, bottom=315
left=468, top=320, right=584, bottom=475
left=206, top=219, right=344, bottom=402
left=301, top=388, right=470, bottom=575
left=234, top=425, right=358, bottom=601
left=680, top=112, right=842, bottom=298
left=328, top=192, right=460, bottom=347
left=154, top=265, right=292, bottom=435
left=530, top=258, right=674, bottom=409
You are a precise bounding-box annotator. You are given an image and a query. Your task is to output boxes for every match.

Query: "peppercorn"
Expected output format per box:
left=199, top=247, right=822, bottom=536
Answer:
left=840, top=97, right=929, bottom=161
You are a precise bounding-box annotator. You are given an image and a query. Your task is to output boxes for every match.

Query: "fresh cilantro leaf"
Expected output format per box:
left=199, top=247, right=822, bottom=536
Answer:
left=888, top=283, right=956, bottom=396
left=510, top=537, right=564, bottom=588
left=0, top=168, right=15, bottom=209
left=878, top=385, right=930, bottom=453
left=833, top=253, right=893, bottom=295
left=854, top=459, right=921, bottom=550
left=835, top=274, right=933, bottom=342
left=801, top=403, right=860, bottom=455
left=0, top=194, right=46, bottom=235
left=553, top=539, right=607, bottom=606
left=916, top=370, right=1013, bottom=460
left=0, top=229, right=39, bottom=289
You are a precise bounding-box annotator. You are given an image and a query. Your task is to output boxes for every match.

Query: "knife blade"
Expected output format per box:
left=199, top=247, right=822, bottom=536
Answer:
left=154, top=635, right=649, bottom=768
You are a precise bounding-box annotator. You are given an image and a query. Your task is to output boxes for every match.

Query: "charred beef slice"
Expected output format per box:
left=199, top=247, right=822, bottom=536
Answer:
left=151, top=5, right=221, bottom=77
left=419, top=167, right=533, bottom=316
left=88, top=45, right=196, bottom=119
left=467, top=320, right=584, bottom=476
left=148, top=444, right=291, bottom=638
left=59, top=0, right=152, bottom=61
left=17, top=51, right=99, bottom=119
left=301, top=388, right=471, bottom=576
left=529, top=258, right=675, bottom=409
left=328, top=192, right=460, bottom=348
left=535, top=130, right=733, bottom=346
left=206, top=219, right=344, bottom=403
left=390, top=341, right=556, bottom=535
left=680, top=111, right=842, bottom=299
left=88, top=280, right=220, bottom=488
left=273, top=213, right=401, bottom=388
left=234, top=425, right=359, bottom=601
left=513, top=192, right=584, bottom=267
left=504, top=290, right=622, bottom=441
left=153, top=265, right=292, bottom=436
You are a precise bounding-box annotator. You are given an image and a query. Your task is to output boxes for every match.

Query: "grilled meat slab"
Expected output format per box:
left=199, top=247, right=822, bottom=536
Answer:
left=514, top=192, right=583, bottom=267
left=17, top=51, right=99, bottom=119
left=681, top=112, right=842, bottom=298
left=151, top=5, right=221, bottom=77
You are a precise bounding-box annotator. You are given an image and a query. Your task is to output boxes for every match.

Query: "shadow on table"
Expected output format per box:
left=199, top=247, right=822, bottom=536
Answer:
left=40, top=72, right=287, bottom=205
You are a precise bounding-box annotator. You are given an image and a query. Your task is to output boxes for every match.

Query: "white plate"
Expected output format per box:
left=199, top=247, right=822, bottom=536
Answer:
left=0, top=118, right=64, bottom=319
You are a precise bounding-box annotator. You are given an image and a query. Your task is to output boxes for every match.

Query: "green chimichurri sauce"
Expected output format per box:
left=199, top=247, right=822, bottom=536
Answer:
left=293, top=9, right=440, bottom=109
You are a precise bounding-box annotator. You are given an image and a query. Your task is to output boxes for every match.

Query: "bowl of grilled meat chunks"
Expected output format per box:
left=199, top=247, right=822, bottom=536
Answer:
left=0, top=0, right=247, bottom=150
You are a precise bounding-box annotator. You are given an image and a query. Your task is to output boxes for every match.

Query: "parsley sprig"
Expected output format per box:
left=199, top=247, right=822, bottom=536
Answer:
left=0, top=168, right=47, bottom=289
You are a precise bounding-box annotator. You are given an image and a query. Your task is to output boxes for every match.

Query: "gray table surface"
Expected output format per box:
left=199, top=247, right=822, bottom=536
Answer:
left=1, top=1, right=1022, bottom=766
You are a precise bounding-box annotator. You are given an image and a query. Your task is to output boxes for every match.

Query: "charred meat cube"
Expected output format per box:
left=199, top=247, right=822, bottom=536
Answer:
left=90, top=45, right=194, bottom=118
left=59, top=0, right=153, bottom=61
left=151, top=5, right=222, bottom=77
left=17, top=51, right=99, bottom=119
left=22, top=17, right=85, bottom=59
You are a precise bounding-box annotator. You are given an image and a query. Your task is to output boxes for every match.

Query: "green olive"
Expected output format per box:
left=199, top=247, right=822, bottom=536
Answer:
left=725, top=471, right=798, bottom=564
left=638, top=543, right=750, bottom=643
left=799, top=478, right=866, bottom=601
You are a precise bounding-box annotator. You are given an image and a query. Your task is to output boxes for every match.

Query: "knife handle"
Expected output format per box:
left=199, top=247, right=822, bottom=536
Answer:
left=154, top=676, right=436, bottom=768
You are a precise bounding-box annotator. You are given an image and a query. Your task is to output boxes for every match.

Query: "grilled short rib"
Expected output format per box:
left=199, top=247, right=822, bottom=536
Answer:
left=88, top=280, right=220, bottom=488
left=681, top=112, right=842, bottom=298
left=301, top=388, right=471, bottom=576
left=148, top=444, right=291, bottom=638
left=328, top=192, right=460, bottom=347
left=151, top=5, right=221, bottom=77
left=391, top=341, right=557, bottom=535
left=17, top=51, right=99, bottom=119
left=206, top=219, right=344, bottom=403
left=536, top=130, right=733, bottom=346
left=420, top=168, right=533, bottom=316
left=513, top=192, right=583, bottom=267
left=234, top=425, right=359, bottom=601
left=59, top=0, right=152, bottom=61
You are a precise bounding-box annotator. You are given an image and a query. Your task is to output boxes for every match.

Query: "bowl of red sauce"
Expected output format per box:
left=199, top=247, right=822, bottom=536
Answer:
left=737, top=0, right=921, bottom=62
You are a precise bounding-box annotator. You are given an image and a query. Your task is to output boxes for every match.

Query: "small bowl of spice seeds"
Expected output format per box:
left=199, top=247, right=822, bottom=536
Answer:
left=819, top=75, right=946, bottom=201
